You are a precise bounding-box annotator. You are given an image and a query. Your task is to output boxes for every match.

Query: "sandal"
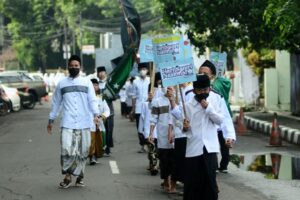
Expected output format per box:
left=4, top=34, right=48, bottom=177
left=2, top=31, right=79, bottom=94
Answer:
left=59, top=177, right=72, bottom=189
left=75, top=177, right=85, bottom=187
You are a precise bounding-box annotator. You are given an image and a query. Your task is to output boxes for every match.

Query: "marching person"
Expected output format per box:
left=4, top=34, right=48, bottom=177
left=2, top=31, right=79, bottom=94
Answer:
left=138, top=87, right=159, bottom=176
left=89, top=78, right=110, bottom=165
left=47, top=55, right=99, bottom=188
left=126, top=76, right=135, bottom=121
left=199, top=60, right=236, bottom=173
left=149, top=72, right=175, bottom=193
left=132, top=63, right=150, bottom=153
left=97, top=66, right=115, bottom=157
left=168, top=88, right=187, bottom=193
left=119, top=86, right=127, bottom=117
left=170, top=74, right=224, bottom=200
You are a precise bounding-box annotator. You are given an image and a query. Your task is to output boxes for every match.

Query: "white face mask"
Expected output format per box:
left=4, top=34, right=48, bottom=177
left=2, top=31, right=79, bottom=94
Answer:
left=139, top=70, right=147, bottom=77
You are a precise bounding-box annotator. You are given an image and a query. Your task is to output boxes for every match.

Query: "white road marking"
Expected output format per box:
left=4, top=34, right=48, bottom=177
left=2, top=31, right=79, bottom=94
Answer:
left=109, top=160, right=120, bottom=174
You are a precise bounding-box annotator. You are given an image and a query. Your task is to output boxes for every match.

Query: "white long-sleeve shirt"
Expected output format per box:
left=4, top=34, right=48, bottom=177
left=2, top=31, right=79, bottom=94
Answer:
left=182, top=84, right=194, bottom=103
left=132, top=77, right=150, bottom=114
left=150, top=96, right=173, bottom=149
left=219, top=97, right=236, bottom=140
left=126, top=83, right=135, bottom=107
left=90, top=95, right=110, bottom=132
left=49, top=76, right=99, bottom=129
left=138, top=101, right=157, bottom=139
left=171, top=91, right=224, bottom=157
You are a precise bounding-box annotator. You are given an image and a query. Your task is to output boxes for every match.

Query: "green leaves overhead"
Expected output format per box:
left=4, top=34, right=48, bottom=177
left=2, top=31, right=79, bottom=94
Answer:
left=0, top=0, right=163, bottom=71
left=157, top=0, right=300, bottom=54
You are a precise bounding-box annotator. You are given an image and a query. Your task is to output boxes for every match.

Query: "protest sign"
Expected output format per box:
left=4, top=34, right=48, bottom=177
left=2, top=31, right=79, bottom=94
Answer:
left=139, top=38, right=154, bottom=63
left=210, top=51, right=227, bottom=77
left=152, top=35, right=184, bottom=64
left=183, top=39, right=193, bottom=59
left=158, top=57, right=196, bottom=87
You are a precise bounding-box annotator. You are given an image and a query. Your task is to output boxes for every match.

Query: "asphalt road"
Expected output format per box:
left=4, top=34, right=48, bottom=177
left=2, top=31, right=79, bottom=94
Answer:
left=0, top=101, right=299, bottom=200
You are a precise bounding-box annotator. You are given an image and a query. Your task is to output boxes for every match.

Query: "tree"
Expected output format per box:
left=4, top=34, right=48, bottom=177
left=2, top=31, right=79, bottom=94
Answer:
left=0, top=0, right=165, bottom=71
left=158, top=0, right=278, bottom=53
left=264, top=0, right=300, bottom=53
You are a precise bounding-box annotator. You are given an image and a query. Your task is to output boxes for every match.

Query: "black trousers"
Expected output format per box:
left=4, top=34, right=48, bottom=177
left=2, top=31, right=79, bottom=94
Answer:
left=174, top=137, right=187, bottom=183
left=218, top=131, right=230, bottom=170
left=135, top=114, right=145, bottom=146
left=126, top=106, right=132, bottom=115
left=120, top=102, right=127, bottom=116
left=104, top=115, right=114, bottom=154
left=158, top=148, right=175, bottom=180
left=184, top=147, right=218, bottom=200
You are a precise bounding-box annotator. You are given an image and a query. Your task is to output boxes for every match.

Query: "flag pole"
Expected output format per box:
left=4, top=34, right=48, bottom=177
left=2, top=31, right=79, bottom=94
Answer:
left=175, top=85, right=179, bottom=104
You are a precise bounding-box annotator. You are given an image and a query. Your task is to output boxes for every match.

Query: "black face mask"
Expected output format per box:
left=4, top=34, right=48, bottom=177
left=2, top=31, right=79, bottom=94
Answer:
left=194, top=93, right=209, bottom=102
left=68, top=68, right=80, bottom=78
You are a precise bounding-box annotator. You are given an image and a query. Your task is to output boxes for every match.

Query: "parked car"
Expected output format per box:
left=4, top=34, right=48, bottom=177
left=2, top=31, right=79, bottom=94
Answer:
left=0, top=83, right=21, bottom=112
left=0, top=71, right=47, bottom=107
left=0, top=84, right=10, bottom=115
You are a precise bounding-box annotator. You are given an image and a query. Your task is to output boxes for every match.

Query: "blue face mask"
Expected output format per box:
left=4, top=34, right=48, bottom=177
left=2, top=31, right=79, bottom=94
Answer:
left=194, top=93, right=209, bottom=102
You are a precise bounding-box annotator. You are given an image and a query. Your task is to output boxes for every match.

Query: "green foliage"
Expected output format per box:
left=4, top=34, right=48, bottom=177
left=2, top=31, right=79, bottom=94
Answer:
left=157, top=0, right=277, bottom=54
left=158, top=0, right=300, bottom=54
left=264, top=0, right=300, bottom=53
left=0, top=0, right=164, bottom=71
left=242, top=47, right=275, bottom=76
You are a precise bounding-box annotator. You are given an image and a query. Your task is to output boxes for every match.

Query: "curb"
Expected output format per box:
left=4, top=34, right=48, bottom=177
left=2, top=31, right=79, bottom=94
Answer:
left=243, top=116, right=300, bottom=146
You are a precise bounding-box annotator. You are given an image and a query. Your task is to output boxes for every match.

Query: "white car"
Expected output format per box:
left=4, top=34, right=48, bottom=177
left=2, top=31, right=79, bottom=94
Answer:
left=1, top=84, right=21, bottom=112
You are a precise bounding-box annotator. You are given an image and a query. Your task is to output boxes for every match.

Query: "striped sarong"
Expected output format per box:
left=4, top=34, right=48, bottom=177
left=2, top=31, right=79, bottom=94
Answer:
left=60, top=128, right=91, bottom=178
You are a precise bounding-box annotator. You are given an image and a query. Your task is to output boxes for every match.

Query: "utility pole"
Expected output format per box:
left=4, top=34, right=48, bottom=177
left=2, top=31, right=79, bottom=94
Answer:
left=79, top=12, right=84, bottom=71
left=0, top=14, right=4, bottom=69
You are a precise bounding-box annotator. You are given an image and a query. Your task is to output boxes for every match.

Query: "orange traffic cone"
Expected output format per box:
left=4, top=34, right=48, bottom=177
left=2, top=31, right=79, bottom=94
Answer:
left=269, top=113, right=282, bottom=146
left=270, top=153, right=281, bottom=179
left=236, top=107, right=247, bottom=135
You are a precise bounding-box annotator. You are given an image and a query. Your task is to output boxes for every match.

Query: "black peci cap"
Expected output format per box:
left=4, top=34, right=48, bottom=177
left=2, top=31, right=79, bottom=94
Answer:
left=97, top=66, right=106, bottom=73
left=90, top=78, right=99, bottom=85
left=200, top=60, right=216, bottom=75
left=193, top=74, right=211, bottom=89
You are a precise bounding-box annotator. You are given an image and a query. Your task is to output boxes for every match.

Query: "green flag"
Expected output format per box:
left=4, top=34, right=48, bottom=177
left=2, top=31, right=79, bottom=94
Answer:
left=102, top=0, right=141, bottom=100
left=102, top=49, right=133, bottom=99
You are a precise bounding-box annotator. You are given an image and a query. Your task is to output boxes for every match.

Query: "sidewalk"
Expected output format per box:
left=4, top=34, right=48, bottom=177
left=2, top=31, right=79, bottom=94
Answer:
left=242, top=111, right=300, bottom=146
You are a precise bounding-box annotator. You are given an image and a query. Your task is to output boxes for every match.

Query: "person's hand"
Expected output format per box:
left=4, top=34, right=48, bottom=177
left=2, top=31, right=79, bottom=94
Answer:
left=47, top=123, right=53, bottom=135
left=166, top=87, right=174, bottom=100
left=182, top=119, right=190, bottom=132
left=148, top=133, right=154, bottom=143
left=168, top=129, right=174, bottom=144
left=200, top=99, right=208, bottom=109
left=94, top=116, right=100, bottom=124
left=148, top=92, right=154, bottom=101
left=225, top=139, right=234, bottom=148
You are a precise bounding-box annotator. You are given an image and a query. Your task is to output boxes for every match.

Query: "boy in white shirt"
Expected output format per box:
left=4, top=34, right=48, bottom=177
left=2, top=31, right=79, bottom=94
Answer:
left=89, top=79, right=110, bottom=165
left=138, top=87, right=159, bottom=176
left=149, top=72, right=175, bottom=193
left=170, top=74, right=224, bottom=200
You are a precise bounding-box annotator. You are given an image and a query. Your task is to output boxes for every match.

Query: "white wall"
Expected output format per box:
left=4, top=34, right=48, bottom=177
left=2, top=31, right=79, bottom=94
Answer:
left=276, top=51, right=291, bottom=111
left=95, top=34, right=123, bottom=74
